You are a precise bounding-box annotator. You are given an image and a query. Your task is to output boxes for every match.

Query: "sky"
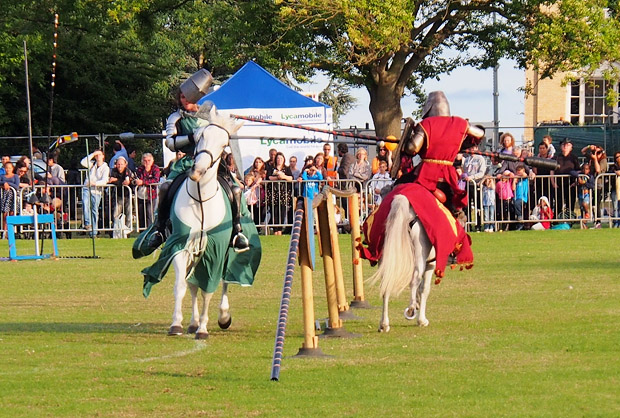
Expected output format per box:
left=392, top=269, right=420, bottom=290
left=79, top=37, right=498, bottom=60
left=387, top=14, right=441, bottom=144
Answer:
left=308, top=59, right=528, bottom=144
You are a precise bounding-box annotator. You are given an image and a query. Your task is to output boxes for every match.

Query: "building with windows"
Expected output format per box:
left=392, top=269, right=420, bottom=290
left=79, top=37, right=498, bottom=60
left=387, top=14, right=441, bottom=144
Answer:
left=524, top=66, right=620, bottom=153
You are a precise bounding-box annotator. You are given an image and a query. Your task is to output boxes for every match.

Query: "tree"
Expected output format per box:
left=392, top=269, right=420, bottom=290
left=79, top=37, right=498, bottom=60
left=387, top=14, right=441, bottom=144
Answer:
left=277, top=0, right=620, bottom=137
left=0, top=0, right=215, bottom=162
left=318, top=79, right=358, bottom=127
left=0, top=1, right=318, bottom=136
left=3, top=0, right=618, bottom=151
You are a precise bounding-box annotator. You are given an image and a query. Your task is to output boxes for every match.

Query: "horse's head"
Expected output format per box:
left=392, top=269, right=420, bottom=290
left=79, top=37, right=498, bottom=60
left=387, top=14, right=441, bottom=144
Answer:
left=189, top=105, right=243, bottom=182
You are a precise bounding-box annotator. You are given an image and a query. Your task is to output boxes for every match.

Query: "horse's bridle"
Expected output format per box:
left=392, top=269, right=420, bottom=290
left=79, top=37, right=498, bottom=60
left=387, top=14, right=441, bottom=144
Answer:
left=193, top=123, right=231, bottom=169
left=187, top=122, right=231, bottom=204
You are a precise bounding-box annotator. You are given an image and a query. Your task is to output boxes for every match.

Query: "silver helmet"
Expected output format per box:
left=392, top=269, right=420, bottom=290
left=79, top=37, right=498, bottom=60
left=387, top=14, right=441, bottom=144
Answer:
left=180, top=69, right=213, bottom=104
left=421, top=91, right=450, bottom=119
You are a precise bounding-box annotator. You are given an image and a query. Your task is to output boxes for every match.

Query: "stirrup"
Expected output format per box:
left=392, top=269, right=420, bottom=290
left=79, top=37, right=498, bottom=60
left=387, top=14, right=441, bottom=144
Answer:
left=147, top=230, right=166, bottom=250
left=232, top=232, right=250, bottom=253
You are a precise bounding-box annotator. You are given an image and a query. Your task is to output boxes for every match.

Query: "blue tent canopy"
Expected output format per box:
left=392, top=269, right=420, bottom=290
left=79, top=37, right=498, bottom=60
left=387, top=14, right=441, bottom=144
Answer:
left=199, top=61, right=330, bottom=110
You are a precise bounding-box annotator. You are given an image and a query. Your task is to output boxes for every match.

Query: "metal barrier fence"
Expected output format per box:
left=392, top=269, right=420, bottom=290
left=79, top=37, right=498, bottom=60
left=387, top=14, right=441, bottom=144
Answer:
left=1, top=179, right=366, bottom=238
left=0, top=186, right=19, bottom=235
left=2, top=173, right=617, bottom=238
left=465, top=173, right=620, bottom=231
left=13, top=184, right=142, bottom=238
left=247, top=178, right=365, bottom=234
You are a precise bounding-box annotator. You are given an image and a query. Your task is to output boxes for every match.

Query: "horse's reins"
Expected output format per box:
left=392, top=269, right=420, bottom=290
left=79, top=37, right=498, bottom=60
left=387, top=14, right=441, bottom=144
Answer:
left=189, top=122, right=231, bottom=253
left=186, top=123, right=230, bottom=203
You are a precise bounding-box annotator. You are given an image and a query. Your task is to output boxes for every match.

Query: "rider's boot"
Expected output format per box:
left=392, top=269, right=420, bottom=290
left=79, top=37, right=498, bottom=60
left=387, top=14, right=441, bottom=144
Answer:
left=230, top=184, right=250, bottom=253
left=147, top=181, right=171, bottom=249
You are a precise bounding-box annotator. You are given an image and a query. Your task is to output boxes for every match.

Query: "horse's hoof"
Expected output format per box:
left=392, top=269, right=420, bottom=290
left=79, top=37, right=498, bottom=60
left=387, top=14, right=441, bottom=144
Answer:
left=218, top=317, right=232, bottom=330
left=195, top=332, right=209, bottom=340
left=404, top=307, right=417, bottom=320
left=167, top=325, right=183, bottom=336
left=378, top=324, right=390, bottom=333
left=418, top=318, right=429, bottom=327
left=187, top=324, right=198, bottom=334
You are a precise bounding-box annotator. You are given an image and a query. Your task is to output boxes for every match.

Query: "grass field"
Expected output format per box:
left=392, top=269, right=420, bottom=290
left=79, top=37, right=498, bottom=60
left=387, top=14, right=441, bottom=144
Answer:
left=0, top=230, right=619, bottom=417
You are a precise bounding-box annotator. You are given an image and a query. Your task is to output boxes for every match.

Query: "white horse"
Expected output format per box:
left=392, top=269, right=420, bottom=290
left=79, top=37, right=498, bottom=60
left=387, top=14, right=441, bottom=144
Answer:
left=140, top=106, right=261, bottom=339
left=369, top=194, right=437, bottom=332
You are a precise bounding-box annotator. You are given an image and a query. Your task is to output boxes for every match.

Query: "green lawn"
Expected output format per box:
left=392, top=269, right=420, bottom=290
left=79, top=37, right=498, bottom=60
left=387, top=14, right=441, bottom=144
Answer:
left=0, top=230, right=619, bottom=417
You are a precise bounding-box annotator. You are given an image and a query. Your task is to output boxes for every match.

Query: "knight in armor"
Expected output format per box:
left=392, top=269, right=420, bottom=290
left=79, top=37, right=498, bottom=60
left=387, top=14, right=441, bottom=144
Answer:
left=393, top=91, right=484, bottom=214
left=147, top=69, right=249, bottom=253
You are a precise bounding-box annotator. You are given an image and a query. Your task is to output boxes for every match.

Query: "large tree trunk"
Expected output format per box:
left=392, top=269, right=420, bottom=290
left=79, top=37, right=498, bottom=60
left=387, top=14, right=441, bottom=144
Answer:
left=368, top=82, right=404, bottom=139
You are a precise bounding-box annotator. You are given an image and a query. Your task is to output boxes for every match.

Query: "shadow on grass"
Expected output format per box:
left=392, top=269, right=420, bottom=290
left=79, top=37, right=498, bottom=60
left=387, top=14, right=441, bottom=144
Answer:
left=0, top=322, right=165, bottom=334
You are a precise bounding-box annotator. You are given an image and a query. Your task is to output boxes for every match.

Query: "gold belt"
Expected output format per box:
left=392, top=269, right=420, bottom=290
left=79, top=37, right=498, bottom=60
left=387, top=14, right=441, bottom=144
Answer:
left=423, top=158, right=453, bottom=165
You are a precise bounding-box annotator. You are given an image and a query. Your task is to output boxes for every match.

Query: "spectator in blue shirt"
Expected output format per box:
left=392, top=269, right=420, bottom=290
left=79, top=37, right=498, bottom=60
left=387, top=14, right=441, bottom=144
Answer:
left=108, top=140, right=129, bottom=169
left=301, top=163, right=323, bottom=201
left=513, top=164, right=529, bottom=230
left=0, top=155, right=10, bottom=176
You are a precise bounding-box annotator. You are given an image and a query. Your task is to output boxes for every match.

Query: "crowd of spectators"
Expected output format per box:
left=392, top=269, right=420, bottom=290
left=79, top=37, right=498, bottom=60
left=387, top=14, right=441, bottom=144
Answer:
left=0, top=139, right=162, bottom=239
left=235, top=141, right=395, bottom=234
left=461, top=133, right=619, bottom=232
left=1, top=131, right=619, bottom=239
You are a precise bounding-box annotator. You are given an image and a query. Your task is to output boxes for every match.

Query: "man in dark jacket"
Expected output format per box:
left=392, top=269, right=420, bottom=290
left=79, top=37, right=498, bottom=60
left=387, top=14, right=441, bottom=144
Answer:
left=336, top=143, right=355, bottom=182
left=554, top=138, right=580, bottom=216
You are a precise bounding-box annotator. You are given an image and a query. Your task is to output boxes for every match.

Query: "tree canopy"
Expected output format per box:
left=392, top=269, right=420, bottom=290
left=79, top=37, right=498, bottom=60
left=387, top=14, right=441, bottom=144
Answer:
left=1, top=0, right=619, bottom=155
left=277, top=0, right=620, bottom=136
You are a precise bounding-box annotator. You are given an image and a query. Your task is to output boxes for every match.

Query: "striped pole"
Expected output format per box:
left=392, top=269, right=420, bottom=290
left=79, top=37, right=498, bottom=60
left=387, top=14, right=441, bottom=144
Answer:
left=270, top=200, right=305, bottom=381
left=231, top=114, right=398, bottom=144
left=462, top=149, right=559, bottom=170
left=119, top=131, right=385, bottom=147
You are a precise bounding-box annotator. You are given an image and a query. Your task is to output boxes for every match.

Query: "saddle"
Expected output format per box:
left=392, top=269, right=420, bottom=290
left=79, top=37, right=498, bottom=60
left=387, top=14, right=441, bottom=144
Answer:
left=162, top=168, right=239, bottom=236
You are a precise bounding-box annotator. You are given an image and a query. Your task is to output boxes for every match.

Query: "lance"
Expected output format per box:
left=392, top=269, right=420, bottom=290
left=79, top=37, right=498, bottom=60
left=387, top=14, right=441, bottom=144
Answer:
left=224, top=116, right=559, bottom=171
left=230, top=114, right=398, bottom=143
left=119, top=132, right=557, bottom=170
left=462, top=149, right=559, bottom=170
left=119, top=131, right=387, bottom=147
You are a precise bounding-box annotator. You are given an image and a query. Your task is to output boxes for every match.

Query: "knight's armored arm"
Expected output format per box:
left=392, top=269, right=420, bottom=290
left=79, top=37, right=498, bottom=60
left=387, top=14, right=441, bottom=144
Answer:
left=164, top=111, right=194, bottom=151
left=404, top=125, right=425, bottom=156
left=467, top=124, right=485, bottom=140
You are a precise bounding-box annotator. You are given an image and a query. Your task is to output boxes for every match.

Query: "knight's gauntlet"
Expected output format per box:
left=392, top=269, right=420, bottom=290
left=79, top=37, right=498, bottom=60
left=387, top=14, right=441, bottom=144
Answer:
left=404, top=127, right=425, bottom=156
left=164, top=134, right=194, bottom=151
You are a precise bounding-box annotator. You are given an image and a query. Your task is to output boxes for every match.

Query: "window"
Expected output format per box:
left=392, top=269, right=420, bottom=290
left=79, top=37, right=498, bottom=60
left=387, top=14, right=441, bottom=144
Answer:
left=570, top=79, right=619, bottom=124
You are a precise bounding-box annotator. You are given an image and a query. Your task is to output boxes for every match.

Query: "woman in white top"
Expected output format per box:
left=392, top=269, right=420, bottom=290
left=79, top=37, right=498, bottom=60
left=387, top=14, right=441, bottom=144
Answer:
left=81, top=149, right=110, bottom=236
left=348, top=147, right=371, bottom=192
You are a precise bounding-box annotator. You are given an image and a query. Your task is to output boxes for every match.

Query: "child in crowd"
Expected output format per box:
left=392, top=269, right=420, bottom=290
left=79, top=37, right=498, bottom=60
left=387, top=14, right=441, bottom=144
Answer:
left=543, top=135, right=556, bottom=158
left=577, top=162, right=595, bottom=225
left=495, top=170, right=514, bottom=231
left=612, top=151, right=620, bottom=228
left=243, top=173, right=265, bottom=225
left=512, top=164, right=529, bottom=230
left=456, top=166, right=466, bottom=191
left=301, top=162, right=323, bottom=201
left=371, top=160, right=393, bottom=208
left=22, top=202, right=34, bottom=216
left=531, top=196, right=553, bottom=230
left=482, top=176, right=496, bottom=232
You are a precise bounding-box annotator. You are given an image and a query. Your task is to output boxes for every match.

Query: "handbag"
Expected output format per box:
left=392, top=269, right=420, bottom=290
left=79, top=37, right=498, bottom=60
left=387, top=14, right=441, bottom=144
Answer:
left=136, top=185, right=147, bottom=200
left=244, top=187, right=258, bottom=206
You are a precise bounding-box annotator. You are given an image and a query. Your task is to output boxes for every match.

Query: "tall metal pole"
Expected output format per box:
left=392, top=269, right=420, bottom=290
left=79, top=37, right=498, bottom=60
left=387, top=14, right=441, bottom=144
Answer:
left=23, top=40, right=41, bottom=257
left=41, top=13, right=60, bottom=254
left=492, top=13, right=500, bottom=151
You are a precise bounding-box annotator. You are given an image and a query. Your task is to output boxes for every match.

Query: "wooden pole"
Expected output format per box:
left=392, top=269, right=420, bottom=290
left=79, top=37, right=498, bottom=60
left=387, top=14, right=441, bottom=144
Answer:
left=298, top=215, right=319, bottom=352
left=348, top=194, right=368, bottom=307
left=316, top=199, right=342, bottom=330
left=325, top=191, right=349, bottom=314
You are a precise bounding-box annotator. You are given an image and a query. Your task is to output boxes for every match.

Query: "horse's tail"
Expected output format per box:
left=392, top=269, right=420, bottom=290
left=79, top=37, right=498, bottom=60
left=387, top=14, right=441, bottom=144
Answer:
left=368, top=195, right=416, bottom=298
